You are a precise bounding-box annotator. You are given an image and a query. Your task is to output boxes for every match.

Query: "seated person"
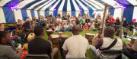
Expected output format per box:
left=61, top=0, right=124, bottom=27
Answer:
left=62, top=25, right=89, bottom=58
left=50, top=34, right=60, bottom=59
left=28, top=26, right=52, bottom=58
left=0, top=31, right=20, bottom=59
left=95, top=27, right=123, bottom=59
left=85, top=33, right=98, bottom=59
left=27, top=32, right=35, bottom=42
left=20, top=32, right=35, bottom=59
left=46, top=29, right=54, bottom=41
left=123, top=36, right=137, bottom=59
left=85, top=33, right=95, bottom=45
left=59, top=34, right=69, bottom=59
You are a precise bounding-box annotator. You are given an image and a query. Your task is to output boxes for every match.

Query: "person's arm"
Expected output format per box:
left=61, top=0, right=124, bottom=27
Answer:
left=90, top=45, right=98, bottom=56
left=62, top=40, right=68, bottom=56
left=6, top=46, right=20, bottom=59
left=95, top=37, right=103, bottom=49
left=47, top=41, right=52, bottom=55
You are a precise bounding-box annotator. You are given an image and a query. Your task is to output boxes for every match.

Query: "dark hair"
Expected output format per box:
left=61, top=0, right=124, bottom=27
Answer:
left=34, top=26, right=44, bottom=36
left=104, top=27, right=115, bottom=38
left=0, top=31, right=8, bottom=42
left=72, top=25, right=81, bottom=35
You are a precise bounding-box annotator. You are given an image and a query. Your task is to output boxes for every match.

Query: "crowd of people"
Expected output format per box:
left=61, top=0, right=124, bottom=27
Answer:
left=0, top=14, right=137, bottom=59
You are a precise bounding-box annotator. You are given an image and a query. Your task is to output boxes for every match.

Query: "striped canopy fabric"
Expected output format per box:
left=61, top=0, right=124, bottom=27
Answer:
left=0, top=0, right=137, bottom=23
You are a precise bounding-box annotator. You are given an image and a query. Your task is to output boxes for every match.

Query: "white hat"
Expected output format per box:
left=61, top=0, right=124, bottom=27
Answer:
left=58, top=32, right=63, bottom=34
left=85, top=33, right=95, bottom=36
left=51, top=34, right=59, bottom=39
left=46, top=29, right=53, bottom=32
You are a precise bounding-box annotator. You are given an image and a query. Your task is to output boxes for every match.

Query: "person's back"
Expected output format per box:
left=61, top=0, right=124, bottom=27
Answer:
left=101, top=37, right=123, bottom=50
left=0, top=31, right=19, bottom=59
left=62, top=25, right=90, bottom=58
left=0, top=45, right=19, bottom=59
left=99, top=37, right=123, bottom=59
left=28, top=26, right=52, bottom=58
left=62, top=25, right=89, bottom=58
left=123, top=36, right=137, bottom=59
left=96, top=27, right=123, bottom=59
left=63, top=35, right=89, bottom=58
left=28, top=37, right=52, bottom=57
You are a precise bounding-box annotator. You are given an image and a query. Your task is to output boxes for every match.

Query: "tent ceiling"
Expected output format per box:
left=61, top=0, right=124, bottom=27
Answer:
left=127, top=0, right=137, bottom=6
left=0, top=0, right=136, bottom=11
left=0, top=0, right=137, bottom=7
left=0, top=0, right=137, bottom=23
left=0, top=0, right=10, bottom=7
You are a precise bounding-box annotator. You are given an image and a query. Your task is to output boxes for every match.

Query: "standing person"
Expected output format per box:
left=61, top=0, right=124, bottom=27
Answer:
left=95, top=27, right=123, bottom=59
left=0, top=31, right=20, bottom=59
left=62, top=25, right=89, bottom=58
left=28, top=26, right=52, bottom=58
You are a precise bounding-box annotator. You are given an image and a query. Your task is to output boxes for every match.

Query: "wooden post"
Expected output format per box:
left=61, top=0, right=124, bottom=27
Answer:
left=120, top=8, right=124, bottom=38
left=101, top=4, right=109, bottom=37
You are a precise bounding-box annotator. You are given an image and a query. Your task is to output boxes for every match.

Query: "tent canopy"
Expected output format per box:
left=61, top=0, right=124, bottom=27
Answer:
left=0, top=0, right=137, bottom=23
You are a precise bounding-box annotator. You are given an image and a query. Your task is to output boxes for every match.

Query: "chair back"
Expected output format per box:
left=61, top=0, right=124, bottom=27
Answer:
left=26, top=54, right=49, bottom=59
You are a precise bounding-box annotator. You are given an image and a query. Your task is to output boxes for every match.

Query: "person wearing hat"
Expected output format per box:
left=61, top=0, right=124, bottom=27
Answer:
left=85, top=33, right=95, bottom=45
left=46, top=29, right=54, bottom=41
left=50, top=34, right=59, bottom=47
left=85, top=33, right=98, bottom=59
left=132, top=37, right=137, bottom=52
left=50, top=34, right=60, bottom=59
left=126, top=36, right=137, bottom=48
left=62, top=25, right=89, bottom=58
left=123, top=36, right=137, bottom=59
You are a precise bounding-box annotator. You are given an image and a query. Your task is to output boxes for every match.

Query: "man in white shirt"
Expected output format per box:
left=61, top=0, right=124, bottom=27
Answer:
left=62, top=25, right=89, bottom=58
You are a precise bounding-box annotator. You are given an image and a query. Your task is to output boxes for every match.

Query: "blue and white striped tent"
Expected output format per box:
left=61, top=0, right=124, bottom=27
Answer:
left=0, top=0, right=137, bottom=23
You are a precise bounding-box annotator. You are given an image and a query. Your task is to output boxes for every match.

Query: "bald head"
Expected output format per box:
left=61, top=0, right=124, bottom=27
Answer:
left=72, top=25, right=81, bottom=35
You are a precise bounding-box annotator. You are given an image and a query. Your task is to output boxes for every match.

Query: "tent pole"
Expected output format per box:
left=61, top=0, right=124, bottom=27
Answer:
left=120, top=8, right=124, bottom=38
left=101, top=4, right=109, bottom=37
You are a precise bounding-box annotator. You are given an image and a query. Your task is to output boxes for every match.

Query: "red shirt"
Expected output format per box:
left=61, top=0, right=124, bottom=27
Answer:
left=21, top=49, right=28, bottom=59
left=107, top=16, right=115, bottom=25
